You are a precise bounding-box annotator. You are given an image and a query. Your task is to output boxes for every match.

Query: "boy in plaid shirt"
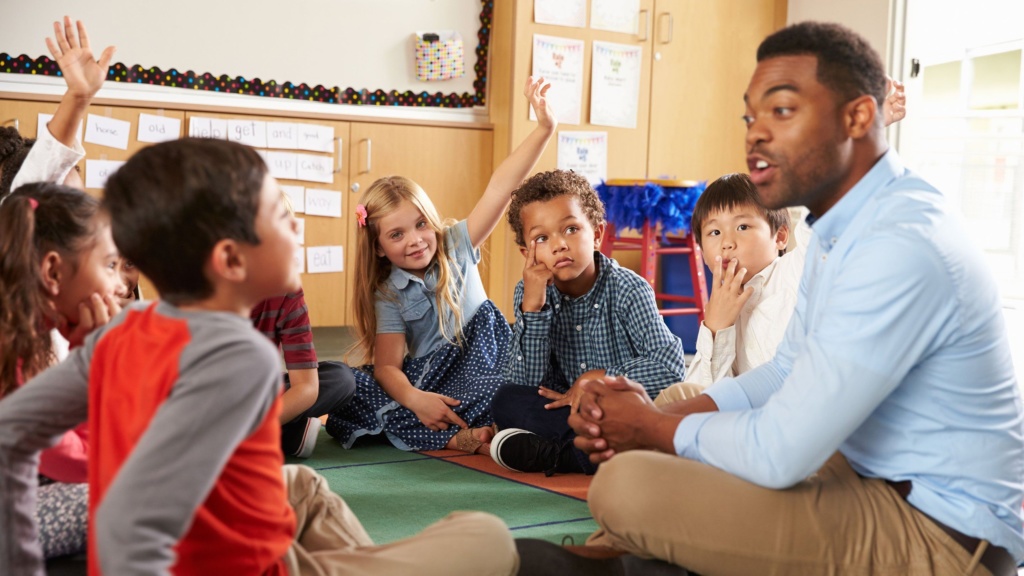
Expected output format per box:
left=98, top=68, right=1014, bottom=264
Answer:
left=491, top=170, right=686, bottom=475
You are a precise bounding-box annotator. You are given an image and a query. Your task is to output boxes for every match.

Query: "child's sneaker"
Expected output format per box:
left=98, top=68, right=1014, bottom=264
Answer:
left=282, top=417, right=320, bottom=458
left=490, top=428, right=563, bottom=475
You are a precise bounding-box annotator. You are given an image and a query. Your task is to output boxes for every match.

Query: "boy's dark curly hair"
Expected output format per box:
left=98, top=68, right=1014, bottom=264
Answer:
left=0, top=126, right=33, bottom=199
left=507, top=170, right=606, bottom=246
left=758, top=21, right=887, bottom=112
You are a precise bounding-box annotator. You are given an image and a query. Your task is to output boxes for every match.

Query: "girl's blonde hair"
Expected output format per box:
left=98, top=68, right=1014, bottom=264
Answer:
left=351, top=176, right=465, bottom=364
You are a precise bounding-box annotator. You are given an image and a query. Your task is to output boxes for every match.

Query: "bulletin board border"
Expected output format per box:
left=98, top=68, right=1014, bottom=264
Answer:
left=0, top=1, right=492, bottom=109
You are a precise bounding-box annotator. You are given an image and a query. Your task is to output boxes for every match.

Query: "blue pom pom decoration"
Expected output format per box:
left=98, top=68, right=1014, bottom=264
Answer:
left=595, top=180, right=706, bottom=238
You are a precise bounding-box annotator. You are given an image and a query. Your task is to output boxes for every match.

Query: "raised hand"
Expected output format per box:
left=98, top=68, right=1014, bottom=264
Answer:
left=702, top=256, right=753, bottom=336
left=525, top=75, right=556, bottom=131
left=883, top=76, right=906, bottom=127
left=407, top=390, right=469, bottom=432
left=521, top=240, right=553, bottom=312
left=60, top=292, right=122, bottom=349
left=45, top=17, right=115, bottom=101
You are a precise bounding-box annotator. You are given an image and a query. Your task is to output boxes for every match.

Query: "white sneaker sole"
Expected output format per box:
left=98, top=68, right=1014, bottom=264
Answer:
left=489, top=427, right=532, bottom=471
left=295, top=417, right=321, bottom=459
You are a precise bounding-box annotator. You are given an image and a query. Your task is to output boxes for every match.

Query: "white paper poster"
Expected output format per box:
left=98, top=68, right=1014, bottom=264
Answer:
left=296, top=153, right=334, bottom=184
left=531, top=35, right=585, bottom=125
left=293, top=246, right=305, bottom=274
left=296, top=124, right=335, bottom=153
left=85, top=159, right=126, bottom=190
left=227, top=119, right=268, bottom=148
left=188, top=117, right=227, bottom=139
left=304, top=188, right=342, bottom=218
left=295, top=218, right=305, bottom=245
left=137, top=113, right=181, bottom=143
left=306, top=246, right=344, bottom=274
left=557, top=131, right=607, bottom=186
left=265, top=151, right=298, bottom=180
left=590, top=41, right=643, bottom=129
left=37, top=114, right=82, bottom=142
left=267, top=122, right=298, bottom=149
left=281, top=185, right=305, bottom=213
left=534, top=0, right=586, bottom=28
left=84, top=114, right=131, bottom=150
left=591, top=0, right=640, bottom=34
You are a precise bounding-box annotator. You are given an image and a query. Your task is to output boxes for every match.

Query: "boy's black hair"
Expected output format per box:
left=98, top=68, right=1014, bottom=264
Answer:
left=692, top=173, right=790, bottom=257
left=0, top=126, right=33, bottom=199
left=507, top=169, right=605, bottom=246
left=103, top=138, right=265, bottom=303
left=758, top=21, right=888, bottom=113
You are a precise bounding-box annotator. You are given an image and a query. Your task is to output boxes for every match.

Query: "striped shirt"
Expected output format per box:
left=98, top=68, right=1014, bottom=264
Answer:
left=250, top=288, right=318, bottom=370
left=505, top=252, right=686, bottom=397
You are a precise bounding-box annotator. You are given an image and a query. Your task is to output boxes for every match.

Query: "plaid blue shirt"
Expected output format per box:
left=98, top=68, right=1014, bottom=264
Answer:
left=505, top=252, right=686, bottom=397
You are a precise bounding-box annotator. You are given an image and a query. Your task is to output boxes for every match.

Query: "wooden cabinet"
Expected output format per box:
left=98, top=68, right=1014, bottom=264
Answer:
left=1, top=98, right=494, bottom=329
left=487, top=0, right=786, bottom=316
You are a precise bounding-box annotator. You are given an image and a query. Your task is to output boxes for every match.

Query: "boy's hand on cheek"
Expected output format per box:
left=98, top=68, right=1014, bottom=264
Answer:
left=521, top=240, right=553, bottom=312
left=704, top=256, right=753, bottom=336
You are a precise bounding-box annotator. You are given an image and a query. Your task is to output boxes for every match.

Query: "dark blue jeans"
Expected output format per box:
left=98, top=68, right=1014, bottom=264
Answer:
left=491, top=384, right=596, bottom=475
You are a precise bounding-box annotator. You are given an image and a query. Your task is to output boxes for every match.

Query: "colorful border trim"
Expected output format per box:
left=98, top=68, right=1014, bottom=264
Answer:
left=0, top=1, right=491, bottom=109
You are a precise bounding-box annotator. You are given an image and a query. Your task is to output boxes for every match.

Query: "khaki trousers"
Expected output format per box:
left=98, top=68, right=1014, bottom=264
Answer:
left=282, top=465, right=518, bottom=576
left=653, top=381, right=706, bottom=406
left=587, top=451, right=992, bottom=576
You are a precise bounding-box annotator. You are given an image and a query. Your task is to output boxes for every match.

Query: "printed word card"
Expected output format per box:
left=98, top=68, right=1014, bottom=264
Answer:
left=85, top=114, right=131, bottom=150
left=281, top=185, right=305, bottom=213
left=297, top=124, right=335, bottom=153
left=37, top=114, right=82, bottom=142
left=267, top=122, right=299, bottom=149
left=228, top=119, right=268, bottom=148
left=304, top=188, right=342, bottom=218
left=188, top=117, right=228, bottom=139
left=295, top=218, right=305, bottom=245
left=293, top=246, right=305, bottom=274
left=137, top=113, right=181, bottom=143
left=85, top=159, right=126, bottom=190
left=296, top=153, right=334, bottom=184
left=265, top=151, right=298, bottom=180
left=306, top=246, right=344, bottom=274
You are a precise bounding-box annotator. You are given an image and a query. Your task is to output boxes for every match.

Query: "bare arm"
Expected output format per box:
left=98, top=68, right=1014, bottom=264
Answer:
left=374, top=333, right=468, bottom=431
left=44, top=17, right=115, bottom=148
left=278, top=368, right=319, bottom=423
left=466, top=76, right=556, bottom=248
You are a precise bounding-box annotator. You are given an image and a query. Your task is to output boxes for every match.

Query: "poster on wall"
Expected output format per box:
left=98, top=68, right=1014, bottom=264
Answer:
left=557, top=131, right=607, bottom=186
left=590, top=41, right=643, bottom=129
left=591, top=0, right=640, bottom=34
left=534, top=0, right=586, bottom=28
left=531, top=34, right=585, bottom=126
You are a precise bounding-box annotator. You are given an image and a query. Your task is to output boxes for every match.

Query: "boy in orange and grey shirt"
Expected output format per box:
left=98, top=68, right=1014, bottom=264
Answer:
left=0, top=138, right=515, bottom=575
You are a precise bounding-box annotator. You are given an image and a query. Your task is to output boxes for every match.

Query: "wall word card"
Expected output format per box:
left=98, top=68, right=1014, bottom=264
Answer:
left=267, top=122, right=299, bottom=149
left=304, top=188, right=342, bottom=218
left=85, top=159, right=126, bottom=190
left=137, top=113, right=181, bottom=143
left=84, top=114, right=131, bottom=150
left=293, top=246, right=305, bottom=274
left=297, top=124, right=335, bottom=153
left=281, top=185, right=305, bottom=213
left=557, top=131, right=607, bottom=185
left=307, top=246, right=344, bottom=274
left=297, top=153, right=334, bottom=184
left=228, top=119, right=268, bottom=148
left=266, top=151, right=298, bottom=180
left=37, top=114, right=82, bottom=142
left=590, top=41, right=643, bottom=129
left=188, top=117, right=228, bottom=139
left=295, top=218, right=305, bottom=245
left=531, top=35, right=584, bottom=125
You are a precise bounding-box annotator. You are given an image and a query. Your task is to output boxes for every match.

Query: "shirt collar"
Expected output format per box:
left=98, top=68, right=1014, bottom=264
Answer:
left=387, top=263, right=427, bottom=290
left=555, top=251, right=616, bottom=304
left=807, top=148, right=903, bottom=253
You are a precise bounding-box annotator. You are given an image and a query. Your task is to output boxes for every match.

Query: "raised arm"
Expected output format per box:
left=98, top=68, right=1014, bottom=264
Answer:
left=466, top=76, right=556, bottom=248
left=44, top=17, right=115, bottom=148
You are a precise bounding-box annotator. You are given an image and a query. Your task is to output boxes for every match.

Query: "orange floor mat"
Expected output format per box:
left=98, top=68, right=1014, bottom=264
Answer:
left=420, top=449, right=592, bottom=501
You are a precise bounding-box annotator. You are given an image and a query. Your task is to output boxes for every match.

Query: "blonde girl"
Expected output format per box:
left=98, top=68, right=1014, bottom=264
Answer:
left=327, top=77, right=555, bottom=454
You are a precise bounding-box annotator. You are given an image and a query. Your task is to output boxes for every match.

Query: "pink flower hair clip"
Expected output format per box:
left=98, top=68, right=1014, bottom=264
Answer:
left=355, top=204, right=368, bottom=228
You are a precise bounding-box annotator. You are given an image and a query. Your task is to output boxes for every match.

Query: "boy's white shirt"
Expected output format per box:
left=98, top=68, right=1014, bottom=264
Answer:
left=10, top=123, right=86, bottom=193
left=685, top=221, right=811, bottom=387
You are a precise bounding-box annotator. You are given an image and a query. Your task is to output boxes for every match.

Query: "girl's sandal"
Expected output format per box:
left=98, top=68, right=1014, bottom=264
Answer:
left=453, top=427, right=493, bottom=454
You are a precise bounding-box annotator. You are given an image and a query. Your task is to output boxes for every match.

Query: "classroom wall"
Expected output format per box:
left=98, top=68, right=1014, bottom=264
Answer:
left=1, top=0, right=483, bottom=101
left=787, top=0, right=893, bottom=65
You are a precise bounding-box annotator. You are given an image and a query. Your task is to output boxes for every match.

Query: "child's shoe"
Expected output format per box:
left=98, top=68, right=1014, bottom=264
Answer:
left=491, top=428, right=575, bottom=476
left=282, top=417, right=320, bottom=458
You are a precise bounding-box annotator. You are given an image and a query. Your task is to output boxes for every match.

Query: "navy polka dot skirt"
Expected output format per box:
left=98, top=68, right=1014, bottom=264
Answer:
left=326, top=300, right=511, bottom=451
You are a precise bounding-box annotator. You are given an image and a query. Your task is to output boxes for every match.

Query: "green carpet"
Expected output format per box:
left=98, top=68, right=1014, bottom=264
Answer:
left=289, top=429, right=599, bottom=545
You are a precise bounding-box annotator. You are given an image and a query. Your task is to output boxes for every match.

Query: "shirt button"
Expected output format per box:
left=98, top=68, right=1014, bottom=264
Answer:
left=593, top=304, right=599, bottom=309
left=580, top=363, right=587, bottom=369
left=576, top=325, right=582, bottom=331
left=821, top=254, right=828, bottom=261
left=830, top=236, right=838, bottom=245
left=517, top=355, right=523, bottom=361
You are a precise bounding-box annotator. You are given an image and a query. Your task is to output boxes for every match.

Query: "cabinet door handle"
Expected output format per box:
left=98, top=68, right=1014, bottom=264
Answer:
left=638, top=9, right=650, bottom=41
left=360, top=138, right=373, bottom=174
left=333, top=137, right=344, bottom=174
left=659, top=12, right=674, bottom=44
